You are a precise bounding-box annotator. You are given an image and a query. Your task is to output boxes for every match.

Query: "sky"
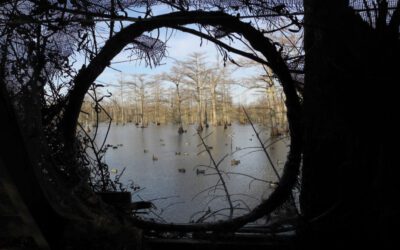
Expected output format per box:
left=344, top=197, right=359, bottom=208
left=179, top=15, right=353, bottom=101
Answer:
left=92, top=30, right=264, bottom=104
left=97, top=29, right=221, bottom=82
left=74, top=6, right=266, bottom=105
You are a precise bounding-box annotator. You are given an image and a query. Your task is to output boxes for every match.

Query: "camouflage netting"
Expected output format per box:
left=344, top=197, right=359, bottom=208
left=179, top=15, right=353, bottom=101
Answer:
left=350, top=0, right=399, bottom=27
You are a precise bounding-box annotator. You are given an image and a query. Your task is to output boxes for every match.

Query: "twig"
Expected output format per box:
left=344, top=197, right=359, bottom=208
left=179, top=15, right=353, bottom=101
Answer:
left=191, top=184, right=223, bottom=201
left=197, top=132, right=234, bottom=219
left=225, top=171, right=276, bottom=185
left=242, top=106, right=281, bottom=181
left=160, top=201, right=185, bottom=215
left=148, top=195, right=180, bottom=202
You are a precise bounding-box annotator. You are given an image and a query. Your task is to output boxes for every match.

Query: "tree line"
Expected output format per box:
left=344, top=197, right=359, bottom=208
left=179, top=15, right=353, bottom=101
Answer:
left=79, top=52, right=288, bottom=135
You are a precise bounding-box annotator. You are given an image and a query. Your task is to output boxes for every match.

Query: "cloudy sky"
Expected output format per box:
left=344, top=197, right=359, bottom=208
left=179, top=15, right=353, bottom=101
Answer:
left=72, top=5, right=265, bottom=104
left=97, top=29, right=220, bottom=82
left=66, top=7, right=261, bottom=103
left=95, top=28, right=263, bottom=103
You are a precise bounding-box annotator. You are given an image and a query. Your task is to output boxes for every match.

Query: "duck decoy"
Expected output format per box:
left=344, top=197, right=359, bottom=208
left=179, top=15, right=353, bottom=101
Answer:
left=269, top=182, right=278, bottom=188
left=231, top=159, right=240, bottom=166
left=196, top=169, right=205, bottom=175
left=130, top=201, right=154, bottom=210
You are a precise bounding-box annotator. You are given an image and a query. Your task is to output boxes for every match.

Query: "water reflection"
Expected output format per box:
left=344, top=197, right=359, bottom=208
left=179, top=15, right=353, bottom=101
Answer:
left=95, top=123, right=289, bottom=223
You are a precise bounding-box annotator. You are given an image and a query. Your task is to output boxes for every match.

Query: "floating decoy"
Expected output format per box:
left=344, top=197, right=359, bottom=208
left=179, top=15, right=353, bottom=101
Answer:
left=231, top=159, right=240, bottom=166
left=175, top=152, right=181, bottom=155
left=269, top=182, right=278, bottom=188
left=112, top=146, right=118, bottom=149
left=196, top=169, right=205, bottom=175
left=276, top=160, right=284, bottom=166
left=130, top=201, right=153, bottom=210
left=178, top=168, right=186, bottom=173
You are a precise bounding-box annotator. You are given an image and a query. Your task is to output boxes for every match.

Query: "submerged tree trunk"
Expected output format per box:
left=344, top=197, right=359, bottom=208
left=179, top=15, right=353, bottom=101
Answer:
left=266, top=85, right=278, bottom=136
left=176, top=83, right=184, bottom=133
left=211, top=85, right=217, bottom=126
left=197, top=86, right=203, bottom=131
left=300, top=0, right=399, bottom=248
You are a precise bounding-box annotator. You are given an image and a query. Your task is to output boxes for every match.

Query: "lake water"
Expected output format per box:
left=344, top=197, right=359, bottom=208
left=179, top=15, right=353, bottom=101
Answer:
left=94, top=123, right=289, bottom=223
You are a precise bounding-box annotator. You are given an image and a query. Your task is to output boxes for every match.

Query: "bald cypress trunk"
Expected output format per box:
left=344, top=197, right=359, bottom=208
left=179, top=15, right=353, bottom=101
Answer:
left=300, top=0, right=400, bottom=248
